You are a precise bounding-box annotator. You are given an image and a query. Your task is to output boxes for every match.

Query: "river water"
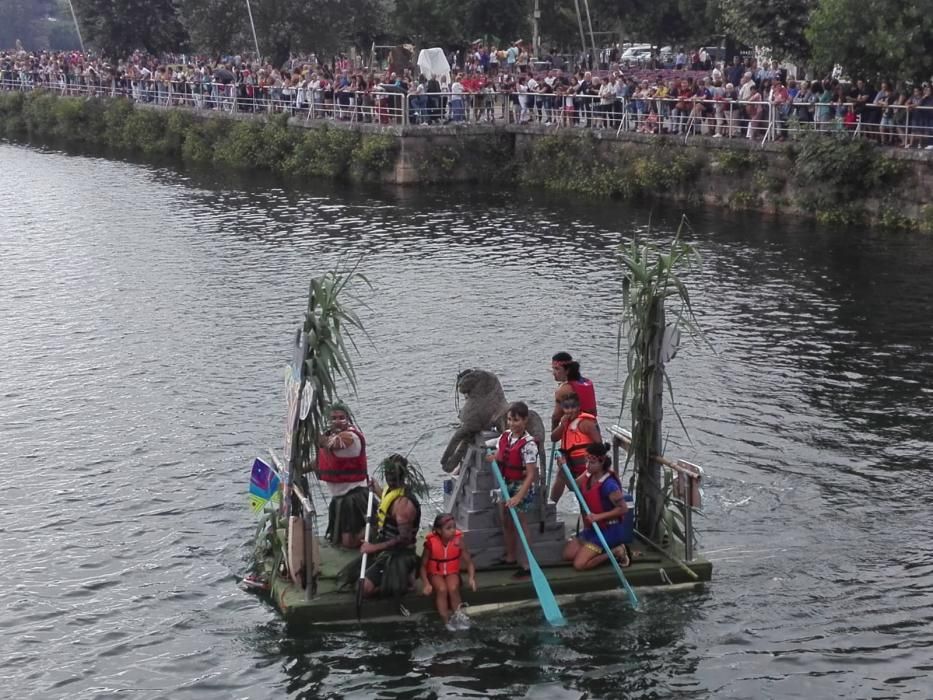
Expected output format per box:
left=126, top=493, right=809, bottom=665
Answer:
left=1, top=140, right=932, bottom=699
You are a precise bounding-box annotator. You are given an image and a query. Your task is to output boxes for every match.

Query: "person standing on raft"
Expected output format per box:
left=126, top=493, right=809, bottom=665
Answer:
left=486, top=401, right=539, bottom=581
left=562, top=442, right=631, bottom=569
left=550, top=352, right=599, bottom=430
left=316, top=402, right=370, bottom=549
left=550, top=392, right=601, bottom=503
left=421, top=513, right=477, bottom=631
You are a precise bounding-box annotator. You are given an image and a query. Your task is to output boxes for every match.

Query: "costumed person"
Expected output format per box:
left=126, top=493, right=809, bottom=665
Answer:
left=550, top=351, right=599, bottom=429
left=337, top=454, right=424, bottom=602
left=421, top=513, right=477, bottom=631
left=316, top=402, right=369, bottom=548
left=562, top=442, right=631, bottom=569
left=486, top=401, right=539, bottom=580
left=549, top=392, right=601, bottom=503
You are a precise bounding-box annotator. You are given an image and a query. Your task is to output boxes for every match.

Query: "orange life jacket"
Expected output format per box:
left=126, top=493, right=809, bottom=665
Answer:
left=424, top=530, right=462, bottom=576
left=561, top=412, right=598, bottom=477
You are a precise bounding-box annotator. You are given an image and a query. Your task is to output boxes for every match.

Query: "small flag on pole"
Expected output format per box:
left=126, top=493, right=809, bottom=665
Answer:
left=249, top=458, right=281, bottom=513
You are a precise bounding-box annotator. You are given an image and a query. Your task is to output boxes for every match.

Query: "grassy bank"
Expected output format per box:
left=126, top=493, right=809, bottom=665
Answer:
left=0, top=90, right=399, bottom=182
left=2, top=90, right=930, bottom=231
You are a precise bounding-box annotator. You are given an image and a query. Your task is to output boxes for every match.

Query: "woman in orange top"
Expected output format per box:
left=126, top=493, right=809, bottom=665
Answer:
left=420, top=513, right=477, bottom=631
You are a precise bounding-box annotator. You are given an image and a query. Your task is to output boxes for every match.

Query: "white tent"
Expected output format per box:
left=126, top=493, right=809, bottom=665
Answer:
left=417, top=48, right=451, bottom=81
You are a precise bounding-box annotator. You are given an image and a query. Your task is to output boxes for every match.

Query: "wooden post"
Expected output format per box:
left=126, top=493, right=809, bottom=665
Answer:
left=636, top=297, right=665, bottom=542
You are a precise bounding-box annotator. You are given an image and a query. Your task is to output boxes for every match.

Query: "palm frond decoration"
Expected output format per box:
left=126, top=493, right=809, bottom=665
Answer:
left=617, top=215, right=704, bottom=544
left=293, top=262, right=372, bottom=476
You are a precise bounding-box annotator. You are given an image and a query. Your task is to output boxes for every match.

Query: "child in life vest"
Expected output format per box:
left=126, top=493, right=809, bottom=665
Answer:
left=487, top=400, right=539, bottom=580
left=420, top=513, right=477, bottom=631
left=562, top=442, right=631, bottom=570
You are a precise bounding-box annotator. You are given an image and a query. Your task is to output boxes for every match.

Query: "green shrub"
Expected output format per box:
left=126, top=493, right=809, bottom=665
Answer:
left=350, top=134, right=399, bottom=179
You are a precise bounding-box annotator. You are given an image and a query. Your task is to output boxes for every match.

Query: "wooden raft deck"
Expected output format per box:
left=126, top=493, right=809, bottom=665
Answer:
left=267, top=538, right=712, bottom=625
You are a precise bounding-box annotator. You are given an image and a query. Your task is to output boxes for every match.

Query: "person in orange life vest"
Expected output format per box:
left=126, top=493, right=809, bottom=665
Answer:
left=420, top=513, right=477, bottom=631
left=549, top=392, right=601, bottom=503
left=550, top=352, right=598, bottom=430
left=562, top=442, right=631, bottom=569
left=485, top=401, right=539, bottom=581
left=316, top=402, right=369, bottom=548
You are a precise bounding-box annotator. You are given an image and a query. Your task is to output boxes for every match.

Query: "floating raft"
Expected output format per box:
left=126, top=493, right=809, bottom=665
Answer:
left=264, top=527, right=712, bottom=625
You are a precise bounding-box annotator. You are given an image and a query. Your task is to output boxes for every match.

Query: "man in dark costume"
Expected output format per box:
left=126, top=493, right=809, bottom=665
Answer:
left=338, top=454, right=423, bottom=601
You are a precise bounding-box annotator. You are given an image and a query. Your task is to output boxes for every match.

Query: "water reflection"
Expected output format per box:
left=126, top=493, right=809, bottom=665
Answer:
left=2, top=141, right=933, bottom=698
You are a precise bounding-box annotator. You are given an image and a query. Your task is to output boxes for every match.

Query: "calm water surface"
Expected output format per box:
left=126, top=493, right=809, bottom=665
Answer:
left=1, top=141, right=932, bottom=699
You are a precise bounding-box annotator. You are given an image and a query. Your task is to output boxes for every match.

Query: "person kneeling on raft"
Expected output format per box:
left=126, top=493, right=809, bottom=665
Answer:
left=562, top=442, right=632, bottom=570
left=337, top=454, right=423, bottom=600
left=316, top=401, right=369, bottom=549
left=421, top=513, right=477, bottom=631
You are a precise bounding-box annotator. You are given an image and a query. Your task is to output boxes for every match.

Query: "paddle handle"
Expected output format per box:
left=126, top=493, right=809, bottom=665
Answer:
left=359, top=489, right=375, bottom=580
left=561, top=463, right=639, bottom=609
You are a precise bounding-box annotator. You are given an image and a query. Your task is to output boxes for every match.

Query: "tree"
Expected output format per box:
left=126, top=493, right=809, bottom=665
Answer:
left=720, top=0, right=814, bottom=62
left=73, top=0, right=188, bottom=56
left=807, top=0, right=933, bottom=82
left=591, top=0, right=711, bottom=51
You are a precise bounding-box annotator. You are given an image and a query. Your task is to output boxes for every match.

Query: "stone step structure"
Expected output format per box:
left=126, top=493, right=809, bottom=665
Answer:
left=443, top=431, right=567, bottom=569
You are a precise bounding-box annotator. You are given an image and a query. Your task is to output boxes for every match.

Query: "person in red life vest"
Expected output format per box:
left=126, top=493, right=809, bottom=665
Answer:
left=549, top=392, right=601, bottom=503
left=550, top=352, right=598, bottom=429
left=562, top=442, right=631, bottom=569
left=420, top=513, right=477, bottom=631
left=486, top=401, right=539, bottom=580
left=316, top=402, right=369, bottom=548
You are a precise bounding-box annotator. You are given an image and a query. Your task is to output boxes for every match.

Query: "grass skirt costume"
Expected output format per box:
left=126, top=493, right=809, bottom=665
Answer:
left=325, top=485, right=369, bottom=546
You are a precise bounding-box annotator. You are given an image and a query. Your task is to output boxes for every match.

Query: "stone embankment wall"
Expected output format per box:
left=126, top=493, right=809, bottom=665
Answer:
left=1, top=90, right=930, bottom=231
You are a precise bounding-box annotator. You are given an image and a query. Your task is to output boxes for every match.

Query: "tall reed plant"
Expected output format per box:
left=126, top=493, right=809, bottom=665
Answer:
left=617, top=216, right=702, bottom=543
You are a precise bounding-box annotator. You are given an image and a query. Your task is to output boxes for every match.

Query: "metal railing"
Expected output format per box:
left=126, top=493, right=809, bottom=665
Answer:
left=3, top=75, right=932, bottom=149
left=608, top=424, right=703, bottom=563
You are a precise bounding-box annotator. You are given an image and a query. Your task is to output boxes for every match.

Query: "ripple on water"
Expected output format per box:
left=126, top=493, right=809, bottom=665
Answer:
left=1, top=142, right=933, bottom=698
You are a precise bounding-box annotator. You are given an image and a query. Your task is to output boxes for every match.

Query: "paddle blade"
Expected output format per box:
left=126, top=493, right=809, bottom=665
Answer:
left=529, top=559, right=566, bottom=626
left=249, top=458, right=281, bottom=513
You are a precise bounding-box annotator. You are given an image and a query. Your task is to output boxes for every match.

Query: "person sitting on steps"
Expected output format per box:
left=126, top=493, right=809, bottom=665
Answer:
left=550, top=392, right=601, bottom=503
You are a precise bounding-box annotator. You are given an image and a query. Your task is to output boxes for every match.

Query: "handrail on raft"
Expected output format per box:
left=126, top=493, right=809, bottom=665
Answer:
left=607, top=424, right=704, bottom=562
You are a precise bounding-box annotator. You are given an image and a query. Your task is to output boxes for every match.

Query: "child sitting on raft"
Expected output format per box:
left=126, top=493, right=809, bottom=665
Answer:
left=420, top=513, right=477, bottom=631
left=562, top=442, right=632, bottom=570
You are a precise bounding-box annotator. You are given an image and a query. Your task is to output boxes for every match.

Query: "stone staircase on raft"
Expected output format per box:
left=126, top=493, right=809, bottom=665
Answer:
left=443, top=431, right=567, bottom=569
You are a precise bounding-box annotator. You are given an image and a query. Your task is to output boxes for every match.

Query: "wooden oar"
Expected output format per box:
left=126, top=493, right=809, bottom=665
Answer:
left=490, top=460, right=566, bottom=627
left=356, top=488, right=376, bottom=621
left=560, top=462, right=639, bottom=610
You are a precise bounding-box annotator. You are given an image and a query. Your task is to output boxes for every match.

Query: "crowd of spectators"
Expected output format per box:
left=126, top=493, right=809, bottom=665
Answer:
left=2, top=45, right=932, bottom=149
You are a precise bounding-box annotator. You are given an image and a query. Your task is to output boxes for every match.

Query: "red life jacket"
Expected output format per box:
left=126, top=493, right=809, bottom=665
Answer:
left=496, top=431, right=529, bottom=482
left=424, top=530, right=462, bottom=576
left=568, top=378, right=597, bottom=415
left=317, top=426, right=367, bottom=483
left=561, top=412, right=598, bottom=477
left=581, top=472, right=622, bottom=524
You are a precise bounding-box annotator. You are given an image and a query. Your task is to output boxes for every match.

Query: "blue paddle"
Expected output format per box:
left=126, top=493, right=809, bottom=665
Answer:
left=490, top=460, right=566, bottom=627
left=560, top=462, right=639, bottom=609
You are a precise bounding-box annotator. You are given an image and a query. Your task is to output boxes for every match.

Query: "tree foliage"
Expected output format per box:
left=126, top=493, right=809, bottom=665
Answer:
left=73, top=0, right=188, bottom=56
left=0, top=0, right=79, bottom=50
left=591, top=0, right=712, bottom=49
left=720, top=0, right=814, bottom=61
left=807, top=0, right=933, bottom=81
